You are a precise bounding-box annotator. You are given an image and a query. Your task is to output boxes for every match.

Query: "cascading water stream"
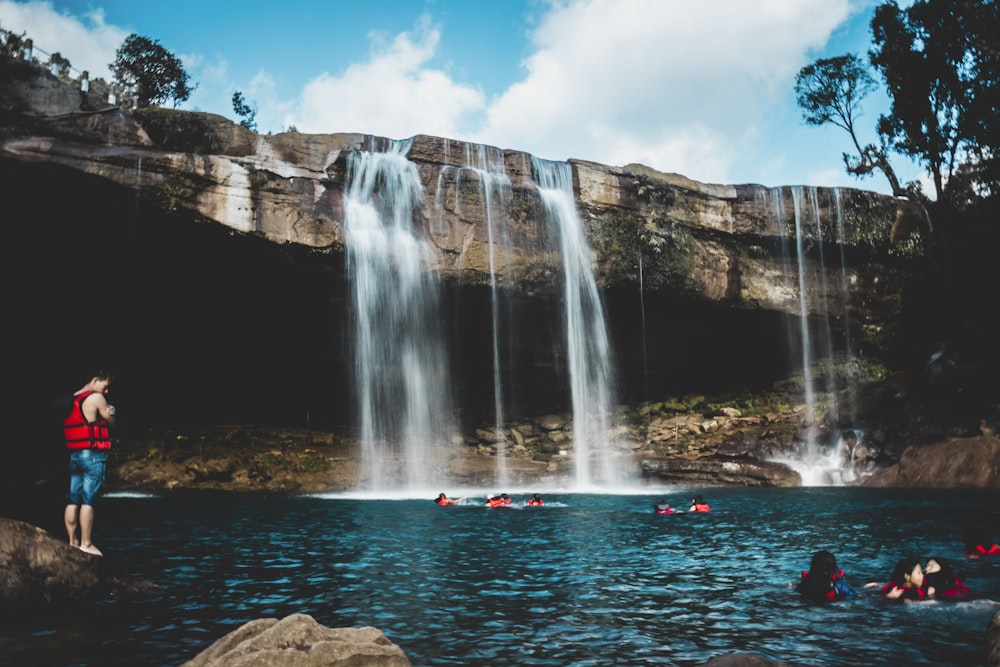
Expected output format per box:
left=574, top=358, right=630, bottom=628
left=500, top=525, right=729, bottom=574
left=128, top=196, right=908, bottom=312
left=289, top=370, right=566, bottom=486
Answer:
left=433, top=140, right=514, bottom=486
left=343, top=138, right=454, bottom=491
left=789, top=187, right=818, bottom=454
left=764, top=185, right=864, bottom=485
left=463, top=143, right=512, bottom=485
left=531, top=157, right=621, bottom=487
left=800, top=186, right=841, bottom=425
left=638, top=251, right=649, bottom=399
left=833, top=188, right=859, bottom=424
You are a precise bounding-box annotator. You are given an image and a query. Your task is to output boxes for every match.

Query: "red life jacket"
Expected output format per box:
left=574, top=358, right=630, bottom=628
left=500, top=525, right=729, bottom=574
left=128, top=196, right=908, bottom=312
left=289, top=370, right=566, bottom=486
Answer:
left=528, top=499, right=543, bottom=506
left=693, top=502, right=711, bottom=512
left=937, top=579, right=970, bottom=598
left=971, top=544, right=1000, bottom=556
left=63, top=390, right=112, bottom=450
left=880, top=581, right=925, bottom=600
left=800, top=570, right=845, bottom=601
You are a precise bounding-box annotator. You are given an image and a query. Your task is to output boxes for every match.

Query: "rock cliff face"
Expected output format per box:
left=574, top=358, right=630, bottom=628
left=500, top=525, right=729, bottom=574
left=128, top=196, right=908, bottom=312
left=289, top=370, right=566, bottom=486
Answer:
left=2, top=56, right=940, bottom=491
left=2, top=107, right=922, bottom=332
left=2, top=63, right=926, bottom=348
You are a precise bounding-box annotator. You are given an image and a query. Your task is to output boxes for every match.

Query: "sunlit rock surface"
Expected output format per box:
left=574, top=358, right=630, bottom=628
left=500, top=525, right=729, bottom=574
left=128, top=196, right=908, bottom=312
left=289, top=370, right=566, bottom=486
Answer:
left=180, top=613, right=411, bottom=667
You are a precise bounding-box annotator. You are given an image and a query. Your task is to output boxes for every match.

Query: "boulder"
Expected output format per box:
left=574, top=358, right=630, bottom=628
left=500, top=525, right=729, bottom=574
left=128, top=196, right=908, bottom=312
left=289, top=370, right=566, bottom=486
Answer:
left=180, top=613, right=411, bottom=667
left=987, top=609, right=1000, bottom=667
left=861, top=435, right=1000, bottom=487
left=0, top=518, right=158, bottom=609
left=640, top=456, right=802, bottom=487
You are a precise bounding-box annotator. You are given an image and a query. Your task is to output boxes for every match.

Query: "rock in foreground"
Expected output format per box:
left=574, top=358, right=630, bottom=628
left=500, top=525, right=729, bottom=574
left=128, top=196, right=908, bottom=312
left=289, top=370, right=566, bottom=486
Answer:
left=861, top=435, right=1000, bottom=487
left=181, top=613, right=411, bottom=667
left=0, top=518, right=158, bottom=608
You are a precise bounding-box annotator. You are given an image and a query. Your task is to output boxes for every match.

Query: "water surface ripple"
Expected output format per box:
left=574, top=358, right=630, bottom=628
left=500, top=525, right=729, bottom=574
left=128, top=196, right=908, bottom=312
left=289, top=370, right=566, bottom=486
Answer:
left=2, top=488, right=998, bottom=666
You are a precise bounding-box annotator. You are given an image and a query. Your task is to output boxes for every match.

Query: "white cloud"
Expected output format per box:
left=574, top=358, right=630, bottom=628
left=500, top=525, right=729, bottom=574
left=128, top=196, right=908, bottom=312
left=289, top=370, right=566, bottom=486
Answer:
left=285, top=17, right=486, bottom=139
left=1, top=0, right=885, bottom=189
left=477, top=0, right=858, bottom=182
left=0, top=0, right=127, bottom=80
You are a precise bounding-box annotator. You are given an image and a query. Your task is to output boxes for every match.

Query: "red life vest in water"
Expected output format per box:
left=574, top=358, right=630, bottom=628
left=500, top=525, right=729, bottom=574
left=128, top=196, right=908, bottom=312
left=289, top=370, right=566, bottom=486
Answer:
left=970, top=544, right=1000, bottom=556
left=528, top=498, right=544, bottom=506
left=799, top=570, right=846, bottom=601
left=487, top=497, right=510, bottom=508
left=880, top=581, right=925, bottom=600
left=692, top=502, right=711, bottom=512
left=63, top=391, right=112, bottom=450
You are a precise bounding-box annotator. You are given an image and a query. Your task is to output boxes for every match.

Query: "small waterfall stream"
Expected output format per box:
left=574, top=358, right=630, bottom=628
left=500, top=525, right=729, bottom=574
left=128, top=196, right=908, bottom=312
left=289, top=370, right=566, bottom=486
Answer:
left=461, top=143, right=513, bottom=485
left=343, top=138, right=454, bottom=491
left=764, top=185, right=866, bottom=485
left=531, top=157, right=621, bottom=487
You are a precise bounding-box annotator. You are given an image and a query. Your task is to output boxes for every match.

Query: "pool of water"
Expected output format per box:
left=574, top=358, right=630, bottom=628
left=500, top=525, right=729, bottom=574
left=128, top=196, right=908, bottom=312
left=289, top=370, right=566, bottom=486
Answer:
left=2, top=487, right=999, bottom=666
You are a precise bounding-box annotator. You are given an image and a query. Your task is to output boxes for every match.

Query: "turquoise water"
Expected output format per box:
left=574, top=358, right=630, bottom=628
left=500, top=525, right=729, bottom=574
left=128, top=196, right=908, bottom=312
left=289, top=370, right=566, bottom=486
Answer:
left=2, top=488, right=999, bottom=666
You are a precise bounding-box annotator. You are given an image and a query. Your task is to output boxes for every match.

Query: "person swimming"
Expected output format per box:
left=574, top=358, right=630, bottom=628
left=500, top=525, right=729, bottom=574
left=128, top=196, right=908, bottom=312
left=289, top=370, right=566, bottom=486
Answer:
left=923, top=557, right=970, bottom=599
left=878, top=558, right=927, bottom=601
left=963, top=525, right=1000, bottom=557
left=654, top=499, right=675, bottom=514
left=688, top=495, right=711, bottom=512
left=486, top=493, right=512, bottom=508
left=527, top=493, right=544, bottom=506
left=435, top=493, right=462, bottom=506
left=795, top=550, right=858, bottom=602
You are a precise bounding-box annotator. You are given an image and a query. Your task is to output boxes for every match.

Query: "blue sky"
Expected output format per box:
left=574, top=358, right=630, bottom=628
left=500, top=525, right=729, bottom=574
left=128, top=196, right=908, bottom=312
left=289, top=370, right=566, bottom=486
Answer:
left=0, top=0, right=924, bottom=194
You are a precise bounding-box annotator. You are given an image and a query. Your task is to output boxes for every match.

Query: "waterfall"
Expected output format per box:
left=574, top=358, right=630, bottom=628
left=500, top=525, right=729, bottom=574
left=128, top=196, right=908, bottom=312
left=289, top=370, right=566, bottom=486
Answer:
left=764, top=185, right=864, bottom=485
left=343, top=138, right=454, bottom=491
left=442, top=140, right=513, bottom=485
left=832, top=188, right=859, bottom=424
left=790, top=186, right=819, bottom=455
left=638, top=251, right=649, bottom=400
left=530, top=157, right=621, bottom=488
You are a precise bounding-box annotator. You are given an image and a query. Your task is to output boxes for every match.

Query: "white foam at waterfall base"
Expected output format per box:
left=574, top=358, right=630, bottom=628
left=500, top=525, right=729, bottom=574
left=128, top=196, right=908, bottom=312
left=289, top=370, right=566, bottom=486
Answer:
left=771, top=430, right=869, bottom=486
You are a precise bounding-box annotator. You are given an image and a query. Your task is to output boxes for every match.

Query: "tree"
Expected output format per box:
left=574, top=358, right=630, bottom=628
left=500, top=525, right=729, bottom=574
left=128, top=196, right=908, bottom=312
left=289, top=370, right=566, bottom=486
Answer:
left=794, top=54, right=907, bottom=197
left=110, top=33, right=193, bottom=108
left=232, top=90, right=258, bottom=132
left=795, top=0, right=1000, bottom=206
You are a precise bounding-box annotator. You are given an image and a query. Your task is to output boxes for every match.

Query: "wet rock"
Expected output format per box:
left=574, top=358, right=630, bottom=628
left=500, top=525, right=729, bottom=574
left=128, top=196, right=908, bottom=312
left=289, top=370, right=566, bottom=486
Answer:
left=987, top=609, right=1000, bottom=667
left=180, top=613, right=411, bottom=667
left=640, top=456, right=801, bottom=487
left=861, top=435, right=1000, bottom=487
left=0, top=518, right=159, bottom=610
left=715, top=432, right=769, bottom=460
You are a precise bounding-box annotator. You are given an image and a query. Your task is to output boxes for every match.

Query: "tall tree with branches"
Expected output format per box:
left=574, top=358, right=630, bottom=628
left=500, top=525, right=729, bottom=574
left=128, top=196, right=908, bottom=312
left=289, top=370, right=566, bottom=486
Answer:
left=871, top=0, right=999, bottom=206
left=795, top=54, right=907, bottom=197
left=795, top=0, right=1000, bottom=208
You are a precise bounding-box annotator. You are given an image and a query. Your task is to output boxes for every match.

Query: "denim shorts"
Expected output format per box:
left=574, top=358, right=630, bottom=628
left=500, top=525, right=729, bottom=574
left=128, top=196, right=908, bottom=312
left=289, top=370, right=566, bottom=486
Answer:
left=67, top=449, right=107, bottom=506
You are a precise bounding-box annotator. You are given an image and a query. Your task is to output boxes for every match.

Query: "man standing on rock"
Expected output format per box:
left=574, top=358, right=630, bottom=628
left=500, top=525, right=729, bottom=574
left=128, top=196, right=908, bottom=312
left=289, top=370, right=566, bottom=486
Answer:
left=62, top=370, right=116, bottom=556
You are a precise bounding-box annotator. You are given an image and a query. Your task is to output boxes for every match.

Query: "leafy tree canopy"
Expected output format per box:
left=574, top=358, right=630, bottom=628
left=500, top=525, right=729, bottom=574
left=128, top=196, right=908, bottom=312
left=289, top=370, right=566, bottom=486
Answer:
left=795, top=0, right=999, bottom=208
left=110, top=33, right=194, bottom=109
left=870, top=0, right=999, bottom=205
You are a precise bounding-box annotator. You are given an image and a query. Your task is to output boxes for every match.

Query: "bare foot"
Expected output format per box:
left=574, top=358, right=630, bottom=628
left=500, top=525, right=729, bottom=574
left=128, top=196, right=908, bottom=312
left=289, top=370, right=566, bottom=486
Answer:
left=78, top=544, right=103, bottom=556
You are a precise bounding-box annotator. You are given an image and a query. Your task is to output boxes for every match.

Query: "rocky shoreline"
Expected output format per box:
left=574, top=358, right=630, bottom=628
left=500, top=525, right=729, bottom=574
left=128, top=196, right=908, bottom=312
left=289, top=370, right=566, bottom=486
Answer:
left=105, top=384, right=1000, bottom=493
